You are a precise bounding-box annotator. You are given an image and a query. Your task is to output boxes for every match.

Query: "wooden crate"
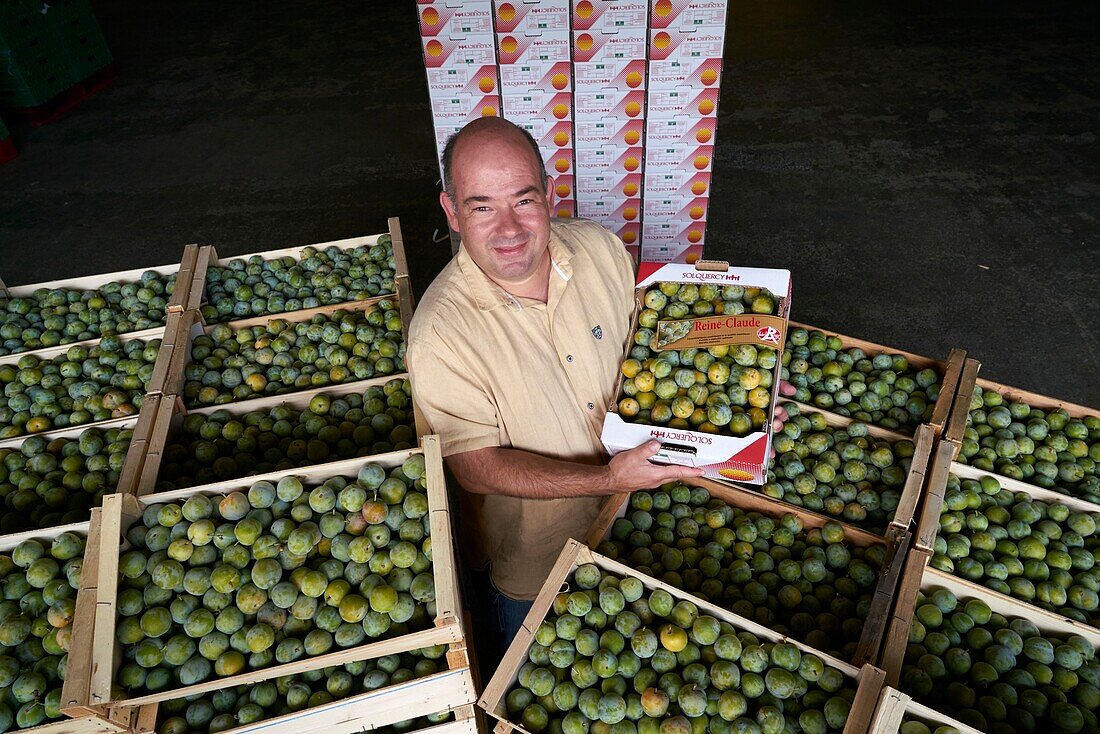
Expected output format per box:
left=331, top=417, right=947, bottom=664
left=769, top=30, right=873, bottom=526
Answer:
left=131, top=670, right=478, bottom=734
left=83, top=435, right=465, bottom=710
left=721, top=404, right=936, bottom=540
left=479, top=539, right=887, bottom=734
left=880, top=544, right=1100, bottom=688
left=0, top=515, right=134, bottom=734
left=0, top=393, right=161, bottom=538
left=0, top=326, right=175, bottom=448
left=0, top=248, right=199, bottom=365
left=788, top=320, right=968, bottom=437
left=133, top=376, right=415, bottom=497
left=0, top=324, right=165, bottom=369
left=183, top=217, right=411, bottom=314
left=160, top=280, right=412, bottom=405
left=905, top=442, right=1100, bottom=647
left=584, top=475, right=911, bottom=667
left=868, top=687, right=982, bottom=734
left=943, top=359, right=1097, bottom=501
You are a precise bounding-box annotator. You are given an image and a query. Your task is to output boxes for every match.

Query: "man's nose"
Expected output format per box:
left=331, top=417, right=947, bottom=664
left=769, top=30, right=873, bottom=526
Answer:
left=495, top=206, right=523, bottom=237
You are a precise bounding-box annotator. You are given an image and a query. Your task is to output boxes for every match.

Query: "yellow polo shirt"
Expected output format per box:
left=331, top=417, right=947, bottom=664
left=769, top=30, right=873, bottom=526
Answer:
left=407, top=218, right=636, bottom=599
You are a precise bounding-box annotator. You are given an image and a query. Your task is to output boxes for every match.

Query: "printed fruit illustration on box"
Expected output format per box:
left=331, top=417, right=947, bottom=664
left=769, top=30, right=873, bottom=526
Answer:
left=158, top=379, right=415, bottom=491
left=0, top=335, right=161, bottom=437
left=113, top=456, right=437, bottom=696
left=0, top=530, right=87, bottom=730
left=502, top=563, right=860, bottom=734
left=0, top=425, right=135, bottom=534
left=959, top=387, right=1099, bottom=505
left=931, top=473, right=1099, bottom=623
left=183, top=304, right=405, bottom=407
left=596, top=484, right=885, bottom=662
left=616, top=283, right=782, bottom=438
left=781, top=328, right=943, bottom=433
left=900, top=587, right=1099, bottom=733
left=202, top=240, right=398, bottom=324
left=0, top=271, right=177, bottom=355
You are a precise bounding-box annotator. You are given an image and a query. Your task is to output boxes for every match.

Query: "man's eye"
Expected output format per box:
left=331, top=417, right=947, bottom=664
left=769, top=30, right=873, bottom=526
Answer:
left=517, top=198, right=534, bottom=206
left=471, top=206, right=491, bottom=213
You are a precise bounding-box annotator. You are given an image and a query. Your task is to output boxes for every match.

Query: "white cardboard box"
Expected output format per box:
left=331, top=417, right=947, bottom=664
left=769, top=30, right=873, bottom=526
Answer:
left=419, top=2, right=494, bottom=38
left=601, top=262, right=792, bottom=483
left=575, top=117, right=644, bottom=148
left=573, top=59, right=647, bottom=91
left=493, top=0, right=571, bottom=34
left=649, top=0, right=729, bottom=32
left=571, top=0, right=649, bottom=34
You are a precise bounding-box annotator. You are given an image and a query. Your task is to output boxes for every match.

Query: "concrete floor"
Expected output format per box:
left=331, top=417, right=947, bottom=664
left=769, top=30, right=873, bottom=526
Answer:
left=1, top=1, right=1096, bottom=405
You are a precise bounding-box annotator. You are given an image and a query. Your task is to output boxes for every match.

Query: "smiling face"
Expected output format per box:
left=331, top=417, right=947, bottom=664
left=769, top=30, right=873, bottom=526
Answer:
left=441, top=121, right=555, bottom=295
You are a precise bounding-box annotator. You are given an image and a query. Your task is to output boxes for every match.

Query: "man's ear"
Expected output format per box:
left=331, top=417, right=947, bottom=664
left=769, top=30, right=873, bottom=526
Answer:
left=439, top=190, right=461, bottom=233
left=545, top=175, right=556, bottom=210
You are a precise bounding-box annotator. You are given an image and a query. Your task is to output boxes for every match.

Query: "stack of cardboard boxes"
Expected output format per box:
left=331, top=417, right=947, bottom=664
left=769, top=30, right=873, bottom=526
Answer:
left=418, top=0, right=728, bottom=263
left=643, top=0, right=727, bottom=263
left=572, top=0, right=649, bottom=259
left=419, top=1, right=500, bottom=182
left=495, top=1, right=576, bottom=218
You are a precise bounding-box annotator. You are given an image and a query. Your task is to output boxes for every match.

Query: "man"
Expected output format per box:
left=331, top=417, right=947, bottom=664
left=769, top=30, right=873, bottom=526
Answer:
left=406, top=117, right=703, bottom=664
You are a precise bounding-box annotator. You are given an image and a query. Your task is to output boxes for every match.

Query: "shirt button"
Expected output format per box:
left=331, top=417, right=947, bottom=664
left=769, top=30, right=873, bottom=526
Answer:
left=566, top=354, right=574, bottom=363
left=587, top=402, right=594, bottom=410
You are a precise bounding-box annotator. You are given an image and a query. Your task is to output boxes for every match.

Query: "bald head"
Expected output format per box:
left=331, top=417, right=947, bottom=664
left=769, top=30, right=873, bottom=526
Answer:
left=441, top=117, right=548, bottom=202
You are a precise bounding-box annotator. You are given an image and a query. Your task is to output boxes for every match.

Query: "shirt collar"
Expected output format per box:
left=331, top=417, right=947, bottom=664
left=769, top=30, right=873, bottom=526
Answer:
left=456, top=226, right=576, bottom=312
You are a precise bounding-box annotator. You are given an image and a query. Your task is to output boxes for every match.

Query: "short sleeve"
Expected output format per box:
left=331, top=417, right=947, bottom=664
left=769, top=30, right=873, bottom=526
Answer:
left=406, top=326, right=501, bottom=457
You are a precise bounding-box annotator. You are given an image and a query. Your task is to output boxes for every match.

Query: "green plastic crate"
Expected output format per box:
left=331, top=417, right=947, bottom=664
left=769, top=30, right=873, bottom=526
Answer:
left=0, top=0, right=112, bottom=108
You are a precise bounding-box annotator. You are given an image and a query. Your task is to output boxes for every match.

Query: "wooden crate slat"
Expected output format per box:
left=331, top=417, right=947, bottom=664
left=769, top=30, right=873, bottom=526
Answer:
left=89, top=440, right=465, bottom=708
left=943, top=358, right=980, bottom=445
left=132, top=668, right=477, bottom=734
left=166, top=244, right=200, bottom=313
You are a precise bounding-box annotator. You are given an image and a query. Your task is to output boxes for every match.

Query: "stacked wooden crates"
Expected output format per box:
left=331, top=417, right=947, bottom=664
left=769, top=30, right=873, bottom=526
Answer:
left=0, top=221, right=478, bottom=734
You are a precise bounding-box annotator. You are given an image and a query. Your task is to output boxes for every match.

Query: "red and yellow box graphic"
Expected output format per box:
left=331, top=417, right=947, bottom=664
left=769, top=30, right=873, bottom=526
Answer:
left=430, top=94, right=502, bottom=125
left=574, top=89, right=645, bottom=118
left=576, top=172, right=641, bottom=198
left=643, top=143, right=713, bottom=172
left=494, top=0, right=570, bottom=34
left=572, top=31, right=647, bottom=63
left=577, top=197, right=641, bottom=224
left=573, top=58, right=646, bottom=92
left=615, top=222, right=641, bottom=246
left=545, top=147, right=575, bottom=175
left=644, top=170, right=711, bottom=197
left=645, top=116, right=716, bottom=146
left=649, top=0, right=729, bottom=31
left=647, top=86, right=719, bottom=118
left=643, top=195, right=708, bottom=221
left=575, top=117, right=644, bottom=148
left=552, top=174, right=576, bottom=199
left=571, top=0, right=648, bottom=34
left=640, top=244, right=705, bottom=264
left=575, top=145, right=644, bottom=175
left=642, top=218, right=706, bottom=246
left=419, top=3, right=494, bottom=38
left=502, top=89, right=573, bottom=120
left=648, top=56, right=722, bottom=91
left=649, top=28, right=726, bottom=62
left=521, top=119, right=574, bottom=150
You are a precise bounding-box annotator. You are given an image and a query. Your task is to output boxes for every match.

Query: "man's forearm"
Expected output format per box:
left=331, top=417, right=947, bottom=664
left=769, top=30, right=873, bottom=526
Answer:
left=447, top=447, right=616, bottom=499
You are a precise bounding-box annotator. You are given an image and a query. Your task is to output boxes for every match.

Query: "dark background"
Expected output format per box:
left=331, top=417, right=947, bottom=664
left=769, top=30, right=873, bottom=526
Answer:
left=1, top=1, right=1097, bottom=405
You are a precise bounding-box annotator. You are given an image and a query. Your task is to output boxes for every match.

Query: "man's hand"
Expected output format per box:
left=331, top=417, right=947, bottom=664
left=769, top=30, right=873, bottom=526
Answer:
left=771, top=380, right=797, bottom=433
left=607, top=440, right=705, bottom=492
left=769, top=380, right=798, bottom=460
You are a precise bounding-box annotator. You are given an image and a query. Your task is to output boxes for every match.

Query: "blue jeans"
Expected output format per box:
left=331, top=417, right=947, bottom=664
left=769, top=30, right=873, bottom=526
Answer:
left=472, top=567, right=533, bottom=675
